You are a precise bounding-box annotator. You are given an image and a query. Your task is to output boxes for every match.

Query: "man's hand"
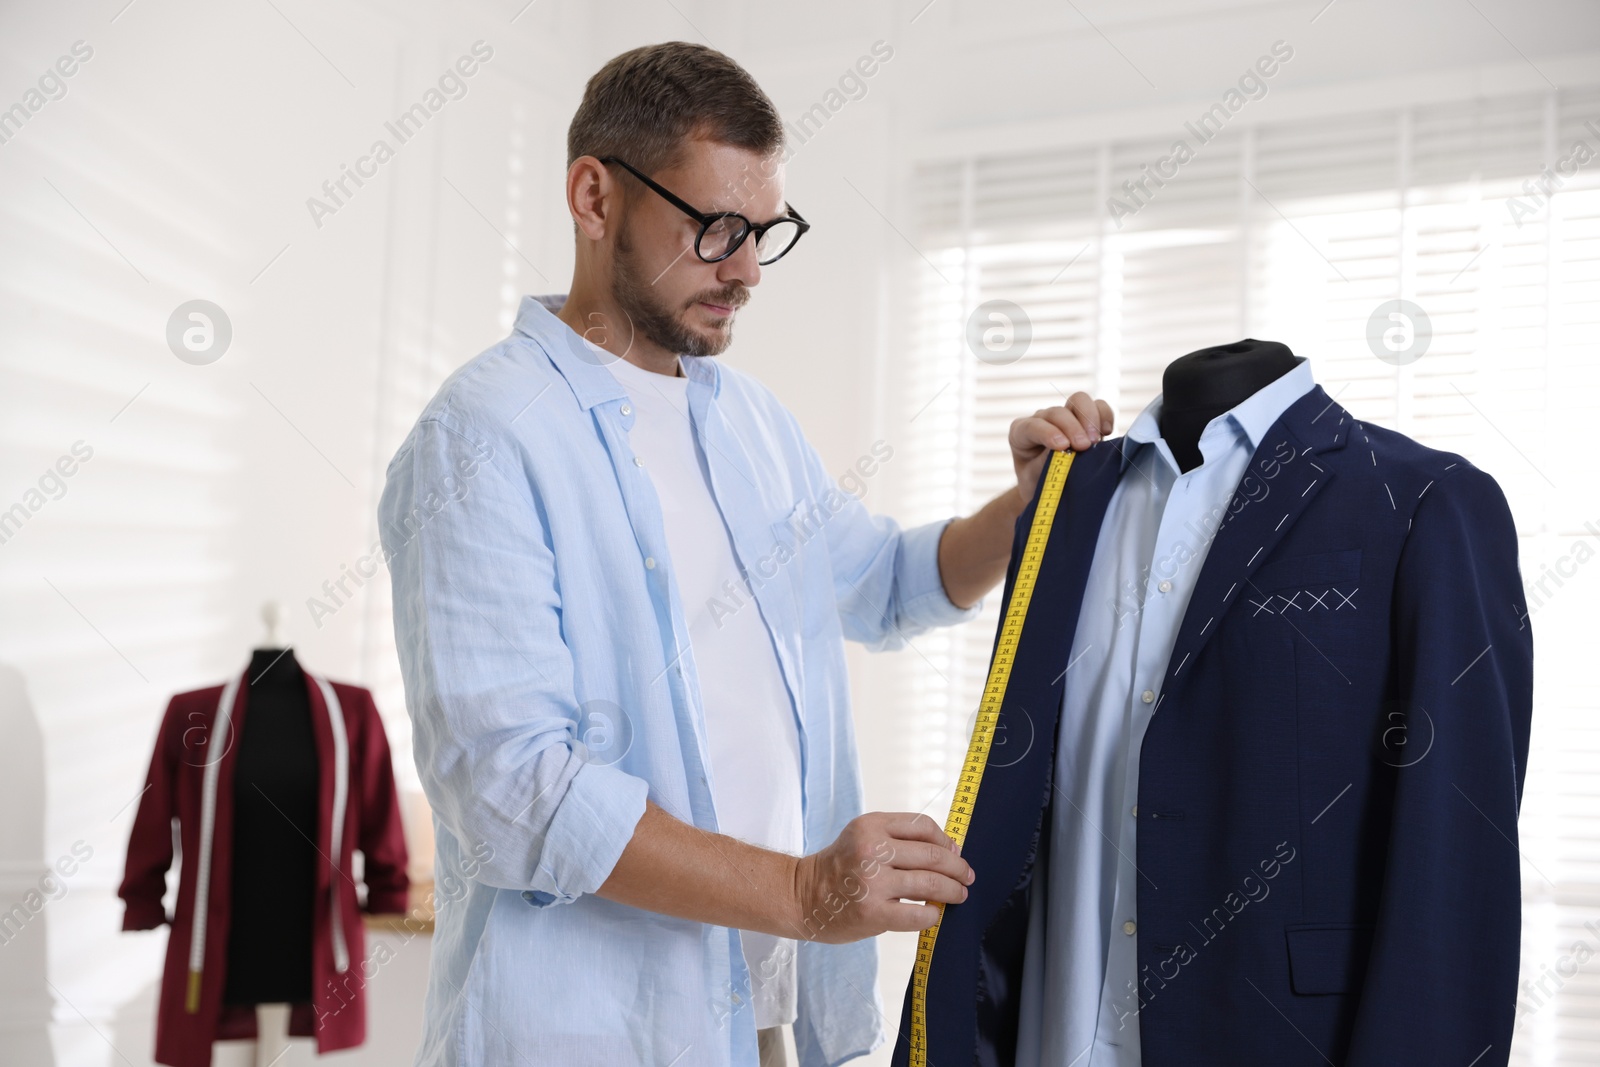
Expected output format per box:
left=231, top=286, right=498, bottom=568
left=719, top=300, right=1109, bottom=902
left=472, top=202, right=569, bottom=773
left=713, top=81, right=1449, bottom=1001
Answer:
left=1009, top=391, right=1114, bottom=506
left=791, top=812, right=974, bottom=945
left=937, top=390, right=1114, bottom=608
left=596, top=800, right=973, bottom=946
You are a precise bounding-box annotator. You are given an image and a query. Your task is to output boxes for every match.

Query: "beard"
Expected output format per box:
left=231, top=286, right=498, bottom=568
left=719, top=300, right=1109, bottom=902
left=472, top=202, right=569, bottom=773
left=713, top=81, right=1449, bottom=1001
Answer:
left=612, top=215, right=746, bottom=358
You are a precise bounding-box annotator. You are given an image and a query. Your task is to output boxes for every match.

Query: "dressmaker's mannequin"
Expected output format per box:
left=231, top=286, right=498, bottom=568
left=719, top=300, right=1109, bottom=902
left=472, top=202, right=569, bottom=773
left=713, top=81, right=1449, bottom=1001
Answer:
left=222, top=602, right=318, bottom=1067
left=1159, top=339, right=1299, bottom=472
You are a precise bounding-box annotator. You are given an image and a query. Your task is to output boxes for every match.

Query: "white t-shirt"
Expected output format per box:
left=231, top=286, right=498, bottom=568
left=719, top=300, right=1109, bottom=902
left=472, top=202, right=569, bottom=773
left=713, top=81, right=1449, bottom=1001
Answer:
left=606, top=353, right=805, bottom=1030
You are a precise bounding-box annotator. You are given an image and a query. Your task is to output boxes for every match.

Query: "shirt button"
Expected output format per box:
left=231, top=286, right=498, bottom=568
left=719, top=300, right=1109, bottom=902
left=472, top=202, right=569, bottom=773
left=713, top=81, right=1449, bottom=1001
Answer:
left=620, top=403, right=632, bottom=416
left=1123, top=921, right=1137, bottom=935
left=1131, top=805, right=1138, bottom=818
left=633, top=456, right=644, bottom=467
left=1141, top=690, right=1155, bottom=704
left=644, top=557, right=656, bottom=569
left=1158, top=580, right=1172, bottom=593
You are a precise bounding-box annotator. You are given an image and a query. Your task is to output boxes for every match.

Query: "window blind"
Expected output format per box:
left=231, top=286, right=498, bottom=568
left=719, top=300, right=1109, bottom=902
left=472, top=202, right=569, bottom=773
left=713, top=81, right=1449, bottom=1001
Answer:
left=893, top=85, right=1600, bottom=1065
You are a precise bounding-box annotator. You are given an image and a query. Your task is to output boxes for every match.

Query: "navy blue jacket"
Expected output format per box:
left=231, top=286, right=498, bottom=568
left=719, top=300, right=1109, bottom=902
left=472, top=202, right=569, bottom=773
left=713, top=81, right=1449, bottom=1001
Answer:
left=893, top=386, right=1534, bottom=1067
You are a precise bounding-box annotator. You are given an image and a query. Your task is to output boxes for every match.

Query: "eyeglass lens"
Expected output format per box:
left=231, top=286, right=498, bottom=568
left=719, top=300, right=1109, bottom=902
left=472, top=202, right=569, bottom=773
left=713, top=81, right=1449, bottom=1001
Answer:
left=698, top=217, right=803, bottom=265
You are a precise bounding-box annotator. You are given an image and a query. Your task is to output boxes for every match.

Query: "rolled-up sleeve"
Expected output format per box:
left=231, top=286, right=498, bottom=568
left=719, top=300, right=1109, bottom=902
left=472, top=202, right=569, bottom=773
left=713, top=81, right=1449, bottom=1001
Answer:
left=892, top=516, right=987, bottom=630
left=379, top=415, right=649, bottom=907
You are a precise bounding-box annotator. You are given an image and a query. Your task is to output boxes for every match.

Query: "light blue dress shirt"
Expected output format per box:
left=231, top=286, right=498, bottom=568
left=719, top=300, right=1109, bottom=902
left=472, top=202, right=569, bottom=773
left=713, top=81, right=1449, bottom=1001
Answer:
left=1013, top=359, right=1315, bottom=1066
left=378, top=294, right=983, bottom=1067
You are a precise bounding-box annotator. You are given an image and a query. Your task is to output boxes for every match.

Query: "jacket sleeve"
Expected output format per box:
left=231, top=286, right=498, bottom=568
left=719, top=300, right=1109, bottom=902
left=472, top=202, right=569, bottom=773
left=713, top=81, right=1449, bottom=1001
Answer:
left=379, top=415, right=650, bottom=906
left=354, top=688, right=409, bottom=915
left=1344, top=465, right=1534, bottom=1064
left=118, top=697, right=181, bottom=930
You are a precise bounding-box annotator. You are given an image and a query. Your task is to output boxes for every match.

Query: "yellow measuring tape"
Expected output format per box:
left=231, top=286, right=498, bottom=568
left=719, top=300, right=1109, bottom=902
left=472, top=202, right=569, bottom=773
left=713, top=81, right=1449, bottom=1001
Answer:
left=908, top=447, right=1073, bottom=1067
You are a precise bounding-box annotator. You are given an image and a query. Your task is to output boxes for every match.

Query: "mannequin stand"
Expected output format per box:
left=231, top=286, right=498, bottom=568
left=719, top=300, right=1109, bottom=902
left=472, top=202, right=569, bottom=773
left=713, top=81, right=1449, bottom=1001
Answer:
left=212, top=1004, right=296, bottom=1067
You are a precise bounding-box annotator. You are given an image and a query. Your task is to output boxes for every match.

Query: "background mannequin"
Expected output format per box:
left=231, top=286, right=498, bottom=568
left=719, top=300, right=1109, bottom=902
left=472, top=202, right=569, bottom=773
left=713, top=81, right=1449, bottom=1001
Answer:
left=1159, top=338, right=1299, bottom=472
left=121, top=602, right=409, bottom=1067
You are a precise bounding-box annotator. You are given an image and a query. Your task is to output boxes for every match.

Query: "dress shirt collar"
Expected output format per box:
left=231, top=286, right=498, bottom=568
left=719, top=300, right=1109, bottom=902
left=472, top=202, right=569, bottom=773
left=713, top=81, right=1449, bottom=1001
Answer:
left=1119, top=356, right=1315, bottom=471
left=515, top=293, right=722, bottom=410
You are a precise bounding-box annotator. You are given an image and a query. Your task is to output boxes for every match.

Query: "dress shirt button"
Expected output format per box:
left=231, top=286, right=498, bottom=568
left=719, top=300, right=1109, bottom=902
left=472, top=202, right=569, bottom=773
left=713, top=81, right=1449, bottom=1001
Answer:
left=1123, top=921, right=1137, bottom=935
left=644, top=557, right=656, bottom=570
left=619, top=402, right=632, bottom=416
left=1158, top=580, right=1172, bottom=593
left=633, top=456, right=644, bottom=467
left=1131, top=805, right=1138, bottom=818
left=1141, top=689, right=1155, bottom=704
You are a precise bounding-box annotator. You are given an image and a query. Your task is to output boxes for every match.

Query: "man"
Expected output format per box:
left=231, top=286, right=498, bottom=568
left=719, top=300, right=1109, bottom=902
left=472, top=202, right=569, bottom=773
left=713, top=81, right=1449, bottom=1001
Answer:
left=378, top=41, right=1112, bottom=1067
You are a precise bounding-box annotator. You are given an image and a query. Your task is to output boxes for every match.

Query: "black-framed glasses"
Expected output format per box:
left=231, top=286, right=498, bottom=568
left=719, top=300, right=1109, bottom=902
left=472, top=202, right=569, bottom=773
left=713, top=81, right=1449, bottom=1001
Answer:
left=597, top=156, right=809, bottom=266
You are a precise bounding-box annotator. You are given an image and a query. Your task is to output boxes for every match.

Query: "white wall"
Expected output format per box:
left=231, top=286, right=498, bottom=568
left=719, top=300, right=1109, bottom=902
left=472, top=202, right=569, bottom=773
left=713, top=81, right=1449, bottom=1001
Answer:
left=1, top=1, right=1595, bottom=1064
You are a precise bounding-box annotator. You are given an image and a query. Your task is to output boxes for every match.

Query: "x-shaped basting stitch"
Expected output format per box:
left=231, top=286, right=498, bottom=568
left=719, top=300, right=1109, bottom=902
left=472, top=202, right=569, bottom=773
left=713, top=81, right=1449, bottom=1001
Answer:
left=1249, top=597, right=1275, bottom=616
left=1305, top=589, right=1330, bottom=610
left=1277, top=591, right=1303, bottom=611
left=1333, top=587, right=1358, bottom=610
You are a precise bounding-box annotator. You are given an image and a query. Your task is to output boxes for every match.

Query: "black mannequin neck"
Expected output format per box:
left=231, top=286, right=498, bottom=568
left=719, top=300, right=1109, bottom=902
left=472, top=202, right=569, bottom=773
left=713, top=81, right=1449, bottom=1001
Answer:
left=248, top=647, right=303, bottom=690
left=1159, top=339, right=1298, bottom=473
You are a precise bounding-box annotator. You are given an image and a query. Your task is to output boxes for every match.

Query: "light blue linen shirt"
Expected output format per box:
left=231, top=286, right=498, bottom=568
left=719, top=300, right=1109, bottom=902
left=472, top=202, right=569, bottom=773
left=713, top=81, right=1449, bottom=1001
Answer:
left=378, top=294, right=983, bottom=1067
left=1014, top=359, right=1315, bottom=1066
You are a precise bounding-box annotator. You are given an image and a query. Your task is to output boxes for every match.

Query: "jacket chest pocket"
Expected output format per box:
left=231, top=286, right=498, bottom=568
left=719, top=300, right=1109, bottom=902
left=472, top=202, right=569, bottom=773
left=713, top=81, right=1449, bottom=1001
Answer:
left=1245, top=549, right=1363, bottom=620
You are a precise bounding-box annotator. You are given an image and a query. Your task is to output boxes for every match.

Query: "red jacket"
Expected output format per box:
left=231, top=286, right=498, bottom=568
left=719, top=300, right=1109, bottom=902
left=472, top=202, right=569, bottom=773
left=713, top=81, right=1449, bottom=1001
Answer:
left=119, top=667, right=409, bottom=1067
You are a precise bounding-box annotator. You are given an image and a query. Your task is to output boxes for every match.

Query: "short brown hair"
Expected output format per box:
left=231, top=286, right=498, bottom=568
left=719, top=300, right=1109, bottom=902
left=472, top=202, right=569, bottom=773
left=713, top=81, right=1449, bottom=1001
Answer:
left=567, top=42, right=786, bottom=180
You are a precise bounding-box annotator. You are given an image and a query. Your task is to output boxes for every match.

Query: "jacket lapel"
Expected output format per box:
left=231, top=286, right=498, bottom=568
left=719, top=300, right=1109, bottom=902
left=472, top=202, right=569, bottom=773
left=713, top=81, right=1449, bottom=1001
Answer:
left=919, top=441, right=1127, bottom=1063
left=1156, top=385, right=1352, bottom=707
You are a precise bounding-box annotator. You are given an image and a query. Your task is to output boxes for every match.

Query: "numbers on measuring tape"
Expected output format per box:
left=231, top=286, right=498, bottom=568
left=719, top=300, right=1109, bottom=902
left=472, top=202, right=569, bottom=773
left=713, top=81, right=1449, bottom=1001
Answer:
left=907, top=448, right=1073, bottom=1067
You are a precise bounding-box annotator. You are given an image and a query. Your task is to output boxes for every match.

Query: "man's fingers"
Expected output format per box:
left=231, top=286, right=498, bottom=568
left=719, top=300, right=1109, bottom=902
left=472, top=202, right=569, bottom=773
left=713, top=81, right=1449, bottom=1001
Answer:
left=880, top=811, right=955, bottom=849
left=877, top=900, right=945, bottom=934
left=1020, top=405, right=1097, bottom=453
left=1010, top=395, right=1113, bottom=465
left=884, top=836, right=974, bottom=886
left=1013, top=414, right=1079, bottom=454
left=1065, top=392, right=1103, bottom=444
left=879, top=867, right=970, bottom=907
